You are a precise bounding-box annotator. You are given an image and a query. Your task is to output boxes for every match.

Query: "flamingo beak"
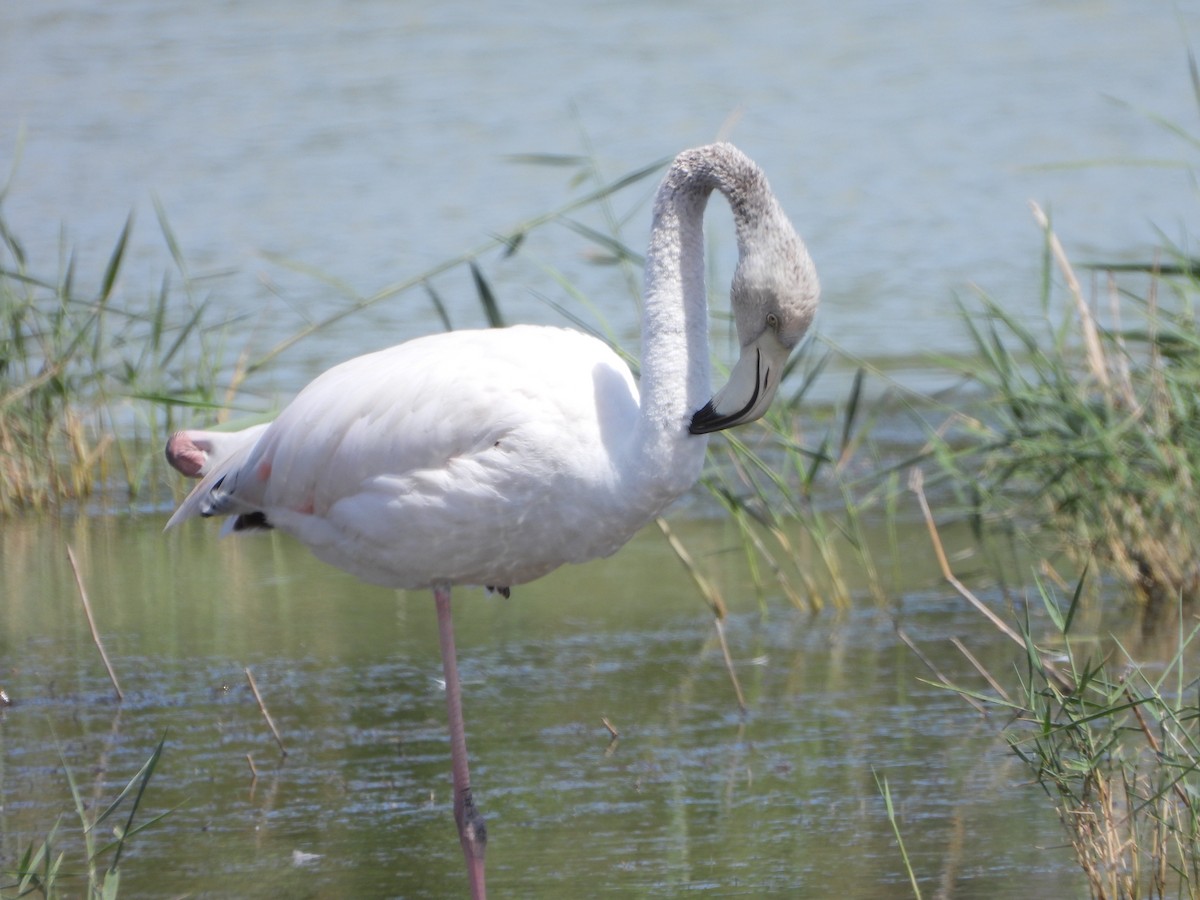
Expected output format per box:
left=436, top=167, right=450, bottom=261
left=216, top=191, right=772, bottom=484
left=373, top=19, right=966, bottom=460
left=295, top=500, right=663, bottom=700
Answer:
left=688, top=332, right=789, bottom=435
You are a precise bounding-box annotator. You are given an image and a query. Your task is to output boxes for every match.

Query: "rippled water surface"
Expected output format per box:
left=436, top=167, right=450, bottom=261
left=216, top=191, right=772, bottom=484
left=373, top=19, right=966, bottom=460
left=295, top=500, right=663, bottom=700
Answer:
left=0, top=514, right=1137, bottom=898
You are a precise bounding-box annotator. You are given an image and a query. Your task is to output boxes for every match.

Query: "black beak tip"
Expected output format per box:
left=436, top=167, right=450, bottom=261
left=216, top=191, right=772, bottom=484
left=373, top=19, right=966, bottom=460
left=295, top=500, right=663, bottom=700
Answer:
left=689, top=401, right=720, bottom=435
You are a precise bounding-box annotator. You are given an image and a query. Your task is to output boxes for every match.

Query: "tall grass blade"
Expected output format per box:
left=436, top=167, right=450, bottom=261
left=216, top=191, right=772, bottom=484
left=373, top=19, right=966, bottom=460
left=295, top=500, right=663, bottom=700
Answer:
left=0, top=218, right=26, bottom=267
left=1035, top=573, right=1065, bottom=632
left=558, top=217, right=645, bottom=265
left=152, top=194, right=188, bottom=277
left=423, top=281, right=454, bottom=331
left=0, top=123, right=25, bottom=206
left=247, top=157, right=666, bottom=374
left=101, top=866, right=121, bottom=900
left=147, top=272, right=170, bottom=361
left=99, top=212, right=133, bottom=304
left=90, top=736, right=164, bottom=834
left=1063, top=560, right=1088, bottom=635
left=1189, top=51, right=1200, bottom=118
left=100, top=736, right=166, bottom=870
left=62, top=249, right=76, bottom=302
left=56, top=738, right=99, bottom=886
left=875, top=771, right=923, bottom=900
left=159, top=296, right=210, bottom=370
left=785, top=348, right=830, bottom=406
left=503, top=153, right=589, bottom=168
left=501, top=229, right=526, bottom=258
left=469, top=261, right=505, bottom=328
left=839, top=366, right=864, bottom=464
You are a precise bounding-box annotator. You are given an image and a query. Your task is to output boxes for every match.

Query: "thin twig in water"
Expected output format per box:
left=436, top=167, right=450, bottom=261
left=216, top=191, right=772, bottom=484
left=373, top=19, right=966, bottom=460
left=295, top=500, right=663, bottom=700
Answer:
left=950, top=636, right=1011, bottom=704
left=655, top=517, right=747, bottom=712
left=895, top=624, right=986, bottom=716
left=908, top=468, right=1073, bottom=693
left=246, top=753, right=259, bottom=780
left=601, top=716, right=621, bottom=756
left=1123, top=685, right=1191, bottom=809
left=66, top=544, right=123, bottom=702
left=245, top=667, right=288, bottom=757
left=908, top=470, right=1022, bottom=646
left=712, top=617, right=748, bottom=713
left=1030, top=202, right=1109, bottom=390
left=655, top=516, right=727, bottom=618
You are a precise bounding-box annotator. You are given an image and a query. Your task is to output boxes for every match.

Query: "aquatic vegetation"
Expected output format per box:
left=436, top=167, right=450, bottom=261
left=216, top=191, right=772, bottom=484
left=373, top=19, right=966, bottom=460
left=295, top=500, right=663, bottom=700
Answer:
left=1, top=737, right=167, bottom=900
left=925, top=205, right=1200, bottom=611
left=0, top=203, right=231, bottom=515
left=916, top=493, right=1200, bottom=899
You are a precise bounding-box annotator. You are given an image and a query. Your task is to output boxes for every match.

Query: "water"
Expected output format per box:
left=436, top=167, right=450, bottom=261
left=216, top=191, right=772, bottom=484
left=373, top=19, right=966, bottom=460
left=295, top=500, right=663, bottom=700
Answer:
left=3, top=1, right=1200, bottom=396
left=1, top=514, right=1096, bottom=898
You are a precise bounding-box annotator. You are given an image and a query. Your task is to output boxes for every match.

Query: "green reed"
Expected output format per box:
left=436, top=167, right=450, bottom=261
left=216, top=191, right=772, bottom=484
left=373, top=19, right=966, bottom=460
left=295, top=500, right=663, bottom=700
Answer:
left=896, top=466, right=1200, bottom=898
left=922, top=206, right=1200, bottom=612
left=0, top=201, right=231, bottom=514
left=1, top=737, right=167, bottom=899
left=945, top=555, right=1200, bottom=897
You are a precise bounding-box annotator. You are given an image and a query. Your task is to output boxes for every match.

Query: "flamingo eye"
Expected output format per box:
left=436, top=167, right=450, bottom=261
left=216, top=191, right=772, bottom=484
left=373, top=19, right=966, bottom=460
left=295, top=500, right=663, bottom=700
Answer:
left=766, top=312, right=780, bottom=332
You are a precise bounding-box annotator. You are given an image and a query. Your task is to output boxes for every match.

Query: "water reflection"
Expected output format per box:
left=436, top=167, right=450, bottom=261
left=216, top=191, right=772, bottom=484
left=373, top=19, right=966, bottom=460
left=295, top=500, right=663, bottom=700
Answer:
left=1, top=514, right=1096, bottom=897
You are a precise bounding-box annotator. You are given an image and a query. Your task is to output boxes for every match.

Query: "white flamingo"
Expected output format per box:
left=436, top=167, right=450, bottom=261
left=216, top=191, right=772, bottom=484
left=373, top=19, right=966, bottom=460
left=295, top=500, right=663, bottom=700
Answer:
left=165, top=143, right=819, bottom=899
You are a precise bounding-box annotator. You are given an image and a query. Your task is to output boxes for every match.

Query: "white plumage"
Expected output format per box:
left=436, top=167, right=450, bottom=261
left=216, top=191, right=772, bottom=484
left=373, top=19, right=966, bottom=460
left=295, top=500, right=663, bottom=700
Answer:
left=165, top=143, right=819, bottom=899
left=171, top=325, right=652, bottom=587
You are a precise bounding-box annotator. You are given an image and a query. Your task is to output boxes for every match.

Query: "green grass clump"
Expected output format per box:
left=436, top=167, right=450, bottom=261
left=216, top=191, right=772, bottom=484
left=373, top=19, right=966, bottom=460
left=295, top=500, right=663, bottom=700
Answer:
left=0, top=204, right=230, bottom=515
left=1, top=737, right=167, bottom=899
left=903, top=484, right=1200, bottom=898
left=928, top=205, right=1200, bottom=611
left=953, top=568, right=1200, bottom=899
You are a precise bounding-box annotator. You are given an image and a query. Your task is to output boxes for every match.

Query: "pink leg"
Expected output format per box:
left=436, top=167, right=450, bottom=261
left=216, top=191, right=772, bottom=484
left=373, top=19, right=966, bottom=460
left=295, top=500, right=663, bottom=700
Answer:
left=434, top=583, right=487, bottom=900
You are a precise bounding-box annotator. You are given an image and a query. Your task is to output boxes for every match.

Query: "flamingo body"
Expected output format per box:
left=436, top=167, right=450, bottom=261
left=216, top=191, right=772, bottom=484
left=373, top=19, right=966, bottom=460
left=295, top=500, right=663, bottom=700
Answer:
left=166, top=143, right=820, bottom=899
left=170, top=324, right=666, bottom=589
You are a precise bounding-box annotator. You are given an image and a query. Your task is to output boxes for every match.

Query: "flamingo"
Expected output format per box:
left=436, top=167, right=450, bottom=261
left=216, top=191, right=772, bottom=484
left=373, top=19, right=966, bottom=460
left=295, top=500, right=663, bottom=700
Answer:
left=165, top=142, right=819, bottom=899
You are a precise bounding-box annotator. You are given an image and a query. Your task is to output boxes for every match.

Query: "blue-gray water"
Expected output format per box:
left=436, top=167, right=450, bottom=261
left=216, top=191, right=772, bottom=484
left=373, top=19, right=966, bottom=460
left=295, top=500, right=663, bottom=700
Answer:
left=3, top=0, right=1200, bottom=395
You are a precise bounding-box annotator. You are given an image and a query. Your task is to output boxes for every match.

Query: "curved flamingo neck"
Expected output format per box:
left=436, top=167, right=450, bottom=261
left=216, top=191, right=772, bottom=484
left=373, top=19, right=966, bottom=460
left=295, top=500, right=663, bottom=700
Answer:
left=629, top=144, right=762, bottom=506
